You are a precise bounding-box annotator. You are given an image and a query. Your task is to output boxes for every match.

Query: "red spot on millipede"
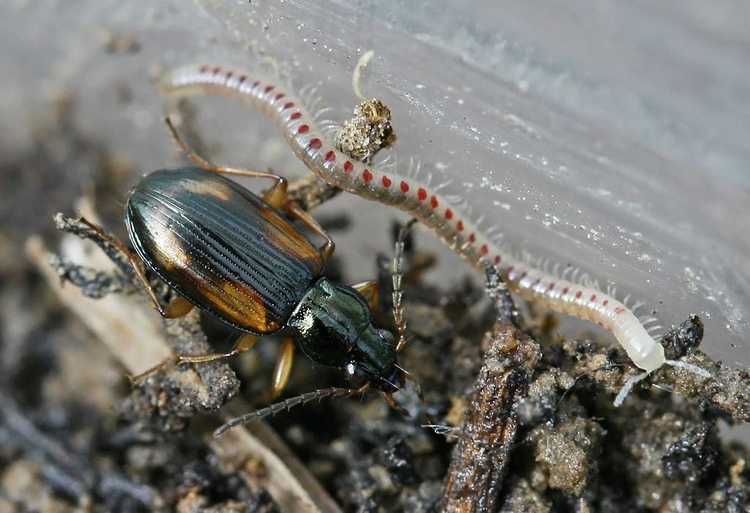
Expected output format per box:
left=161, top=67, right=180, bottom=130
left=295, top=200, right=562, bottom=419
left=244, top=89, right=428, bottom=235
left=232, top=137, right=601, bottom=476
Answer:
left=325, top=150, right=336, bottom=162
left=400, top=181, right=410, bottom=193
left=563, top=287, right=569, bottom=294
left=548, top=283, right=555, bottom=291
left=362, top=169, right=373, bottom=182
left=468, top=233, right=476, bottom=243
left=480, top=244, right=488, bottom=255
left=445, top=209, right=453, bottom=220
left=344, top=161, right=353, bottom=173
left=275, top=93, right=285, bottom=101
left=199, top=65, right=209, bottom=73
left=430, top=196, right=439, bottom=209
left=282, top=102, right=294, bottom=110
left=507, top=266, right=514, bottom=274
left=590, top=294, right=597, bottom=302
left=238, top=75, right=247, bottom=84
left=290, top=112, right=302, bottom=120
left=382, top=176, right=392, bottom=188
left=575, top=291, right=582, bottom=299
left=417, top=188, right=427, bottom=201
left=212, top=67, right=221, bottom=74
left=603, top=300, right=609, bottom=306
left=225, top=71, right=233, bottom=79
left=457, top=221, right=464, bottom=232
left=264, top=85, right=274, bottom=93
left=252, top=80, right=260, bottom=88
left=308, top=138, right=322, bottom=150
left=494, top=255, right=502, bottom=265
left=297, top=124, right=309, bottom=134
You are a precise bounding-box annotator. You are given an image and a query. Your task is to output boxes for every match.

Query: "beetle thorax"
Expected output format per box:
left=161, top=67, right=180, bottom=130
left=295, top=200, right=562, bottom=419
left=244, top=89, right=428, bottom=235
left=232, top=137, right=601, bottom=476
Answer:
left=288, top=278, right=399, bottom=391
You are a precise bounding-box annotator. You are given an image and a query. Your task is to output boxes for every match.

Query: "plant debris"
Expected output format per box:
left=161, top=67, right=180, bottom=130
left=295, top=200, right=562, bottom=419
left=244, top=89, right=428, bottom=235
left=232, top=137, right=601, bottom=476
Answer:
left=2, top=87, right=749, bottom=513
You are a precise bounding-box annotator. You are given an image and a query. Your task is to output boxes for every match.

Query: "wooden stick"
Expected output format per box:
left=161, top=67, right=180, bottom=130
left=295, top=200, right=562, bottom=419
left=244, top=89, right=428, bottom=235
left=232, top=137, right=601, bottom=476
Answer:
left=26, top=232, right=343, bottom=513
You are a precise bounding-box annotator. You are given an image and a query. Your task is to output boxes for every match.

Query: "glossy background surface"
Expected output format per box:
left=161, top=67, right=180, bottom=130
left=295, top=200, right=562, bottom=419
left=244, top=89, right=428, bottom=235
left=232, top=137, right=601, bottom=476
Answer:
left=2, top=0, right=747, bottom=366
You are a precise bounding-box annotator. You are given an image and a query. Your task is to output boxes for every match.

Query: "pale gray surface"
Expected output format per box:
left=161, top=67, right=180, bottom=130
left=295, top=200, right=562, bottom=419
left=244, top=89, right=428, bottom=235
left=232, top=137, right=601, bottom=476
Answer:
left=2, top=0, right=748, bottom=367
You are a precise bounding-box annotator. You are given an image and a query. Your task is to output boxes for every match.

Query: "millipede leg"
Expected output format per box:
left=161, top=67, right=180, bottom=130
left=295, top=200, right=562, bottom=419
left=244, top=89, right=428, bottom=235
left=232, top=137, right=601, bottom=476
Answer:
left=271, top=337, right=296, bottom=399
left=613, top=371, right=650, bottom=407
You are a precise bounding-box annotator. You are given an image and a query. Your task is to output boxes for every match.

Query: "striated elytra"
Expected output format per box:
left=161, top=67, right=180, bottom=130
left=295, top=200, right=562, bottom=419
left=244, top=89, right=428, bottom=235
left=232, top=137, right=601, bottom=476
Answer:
left=125, top=167, right=402, bottom=393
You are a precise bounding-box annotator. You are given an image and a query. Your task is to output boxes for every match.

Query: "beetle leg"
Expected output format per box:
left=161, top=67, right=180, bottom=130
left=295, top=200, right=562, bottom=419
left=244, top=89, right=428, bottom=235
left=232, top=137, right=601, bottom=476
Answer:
left=404, top=253, right=436, bottom=284
left=164, top=116, right=289, bottom=208
left=284, top=202, right=336, bottom=262
left=167, top=115, right=335, bottom=252
left=287, top=174, right=341, bottom=211
left=270, top=337, right=296, bottom=399
left=164, top=295, right=194, bottom=318
left=128, top=259, right=195, bottom=319
left=260, top=178, right=290, bottom=210
left=393, top=219, right=418, bottom=352
left=133, top=264, right=195, bottom=319
left=128, top=359, right=169, bottom=384
left=76, top=217, right=182, bottom=319
left=128, top=334, right=258, bottom=384
left=174, top=333, right=259, bottom=365
left=382, top=392, right=410, bottom=417
left=351, top=280, right=379, bottom=311
left=128, top=262, right=171, bottom=318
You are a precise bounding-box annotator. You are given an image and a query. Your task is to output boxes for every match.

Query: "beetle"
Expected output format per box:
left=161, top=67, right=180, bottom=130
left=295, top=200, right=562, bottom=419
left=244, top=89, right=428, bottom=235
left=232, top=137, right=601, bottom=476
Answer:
left=115, top=118, right=408, bottom=406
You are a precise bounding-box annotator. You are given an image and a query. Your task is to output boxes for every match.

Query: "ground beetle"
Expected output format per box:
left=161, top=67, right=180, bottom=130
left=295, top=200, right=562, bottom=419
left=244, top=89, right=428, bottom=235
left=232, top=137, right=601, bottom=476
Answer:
left=113, top=119, right=408, bottom=411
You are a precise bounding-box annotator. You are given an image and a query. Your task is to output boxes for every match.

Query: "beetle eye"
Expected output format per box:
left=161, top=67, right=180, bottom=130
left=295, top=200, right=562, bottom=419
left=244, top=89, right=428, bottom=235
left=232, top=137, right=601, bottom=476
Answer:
left=345, top=362, right=369, bottom=388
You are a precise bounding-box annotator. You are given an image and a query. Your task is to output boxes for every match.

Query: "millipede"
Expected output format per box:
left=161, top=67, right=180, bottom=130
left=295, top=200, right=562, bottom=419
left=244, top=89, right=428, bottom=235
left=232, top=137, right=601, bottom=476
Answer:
left=160, top=63, right=711, bottom=404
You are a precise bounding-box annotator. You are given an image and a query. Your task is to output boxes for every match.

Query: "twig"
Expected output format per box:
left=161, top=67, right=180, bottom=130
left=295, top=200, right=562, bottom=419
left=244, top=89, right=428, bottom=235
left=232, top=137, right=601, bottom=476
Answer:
left=0, top=390, right=163, bottom=508
left=440, top=272, right=540, bottom=513
left=565, top=333, right=750, bottom=423
left=26, top=232, right=343, bottom=513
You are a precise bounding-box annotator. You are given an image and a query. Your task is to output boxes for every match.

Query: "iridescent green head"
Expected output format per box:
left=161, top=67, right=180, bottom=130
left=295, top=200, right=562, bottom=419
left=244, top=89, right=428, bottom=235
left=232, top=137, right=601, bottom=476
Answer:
left=287, top=278, right=403, bottom=392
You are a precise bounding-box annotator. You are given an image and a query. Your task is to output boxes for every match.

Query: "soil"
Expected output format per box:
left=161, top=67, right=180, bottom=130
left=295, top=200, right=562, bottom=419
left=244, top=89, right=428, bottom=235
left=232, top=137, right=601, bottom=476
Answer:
left=0, top=95, right=748, bottom=513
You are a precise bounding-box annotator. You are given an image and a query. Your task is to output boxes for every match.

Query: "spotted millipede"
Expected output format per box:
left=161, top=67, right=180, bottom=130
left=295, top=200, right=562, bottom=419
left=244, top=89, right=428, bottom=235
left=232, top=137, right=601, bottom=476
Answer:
left=160, top=64, right=710, bottom=404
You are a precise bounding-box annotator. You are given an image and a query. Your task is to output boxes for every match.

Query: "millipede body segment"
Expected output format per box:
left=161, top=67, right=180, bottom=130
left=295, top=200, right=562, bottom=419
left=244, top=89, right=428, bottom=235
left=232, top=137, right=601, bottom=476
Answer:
left=161, top=64, right=674, bottom=375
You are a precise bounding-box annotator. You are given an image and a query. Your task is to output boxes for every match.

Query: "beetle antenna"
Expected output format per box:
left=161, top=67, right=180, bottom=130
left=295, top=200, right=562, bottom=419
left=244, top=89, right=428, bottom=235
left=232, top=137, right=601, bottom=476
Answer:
left=213, top=386, right=364, bottom=437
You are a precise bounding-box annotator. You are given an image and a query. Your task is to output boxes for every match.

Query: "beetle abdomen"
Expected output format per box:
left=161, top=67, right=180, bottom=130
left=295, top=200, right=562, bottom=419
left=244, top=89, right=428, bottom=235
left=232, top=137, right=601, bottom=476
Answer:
left=125, top=167, right=323, bottom=334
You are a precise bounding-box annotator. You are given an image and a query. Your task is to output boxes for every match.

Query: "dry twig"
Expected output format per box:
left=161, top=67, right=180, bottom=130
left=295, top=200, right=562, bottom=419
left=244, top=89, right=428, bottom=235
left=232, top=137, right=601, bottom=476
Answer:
left=26, top=224, right=343, bottom=513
